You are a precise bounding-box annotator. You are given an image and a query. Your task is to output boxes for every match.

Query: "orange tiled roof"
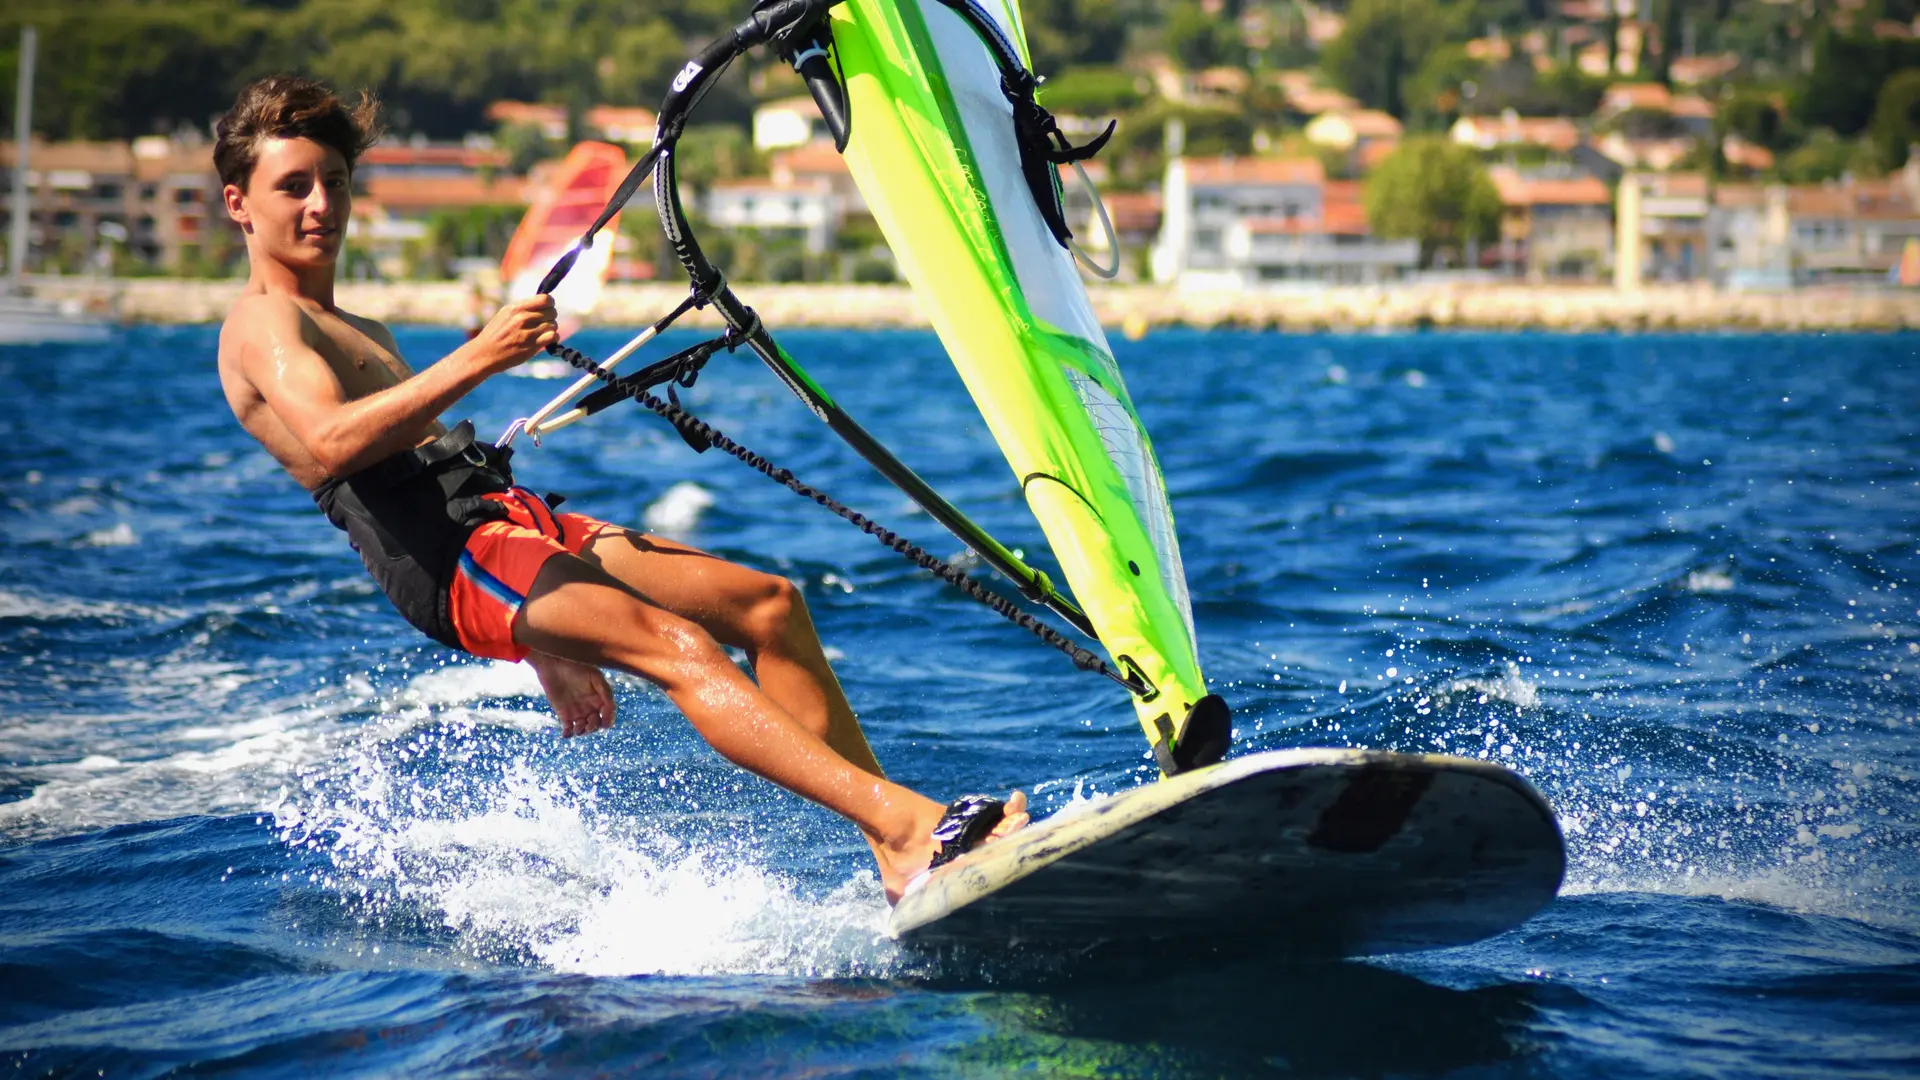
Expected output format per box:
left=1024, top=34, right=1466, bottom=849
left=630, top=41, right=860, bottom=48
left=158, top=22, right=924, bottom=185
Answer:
left=1671, top=94, right=1716, bottom=120
left=586, top=106, right=657, bottom=127
left=1, top=139, right=135, bottom=174
left=1466, top=36, right=1513, bottom=61
left=1604, top=82, right=1673, bottom=113
left=486, top=101, right=566, bottom=127
left=1184, top=156, right=1325, bottom=186
left=1100, top=190, right=1162, bottom=232
left=363, top=174, right=527, bottom=209
left=1489, top=166, right=1610, bottom=207
left=1669, top=54, right=1739, bottom=85
left=1721, top=136, right=1775, bottom=171
left=361, top=145, right=510, bottom=169
left=1351, top=109, right=1405, bottom=139
left=1359, top=139, right=1398, bottom=171
left=776, top=141, right=852, bottom=177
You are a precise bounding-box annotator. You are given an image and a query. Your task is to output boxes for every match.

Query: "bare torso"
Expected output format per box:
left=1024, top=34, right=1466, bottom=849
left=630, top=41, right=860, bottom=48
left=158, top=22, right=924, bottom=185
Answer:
left=217, top=294, right=444, bottom=490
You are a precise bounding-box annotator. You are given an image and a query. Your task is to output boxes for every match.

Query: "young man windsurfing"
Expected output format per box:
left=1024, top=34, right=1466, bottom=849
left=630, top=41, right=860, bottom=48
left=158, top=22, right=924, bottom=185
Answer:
left=213, top=75, right=1024, bottom=902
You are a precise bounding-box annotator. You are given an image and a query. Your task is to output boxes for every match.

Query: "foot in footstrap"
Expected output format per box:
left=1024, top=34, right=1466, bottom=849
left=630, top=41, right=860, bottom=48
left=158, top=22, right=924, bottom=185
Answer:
left=925, top=795, right=1007, bottom=871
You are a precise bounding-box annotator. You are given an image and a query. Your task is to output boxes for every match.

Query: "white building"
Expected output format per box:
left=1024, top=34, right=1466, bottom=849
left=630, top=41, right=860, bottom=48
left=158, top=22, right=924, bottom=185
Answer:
left=701, top=178, right=839, bottom=253
left=1151, top=156, right=1417, bottom=287
left=752, top=96, right=832, bottom=152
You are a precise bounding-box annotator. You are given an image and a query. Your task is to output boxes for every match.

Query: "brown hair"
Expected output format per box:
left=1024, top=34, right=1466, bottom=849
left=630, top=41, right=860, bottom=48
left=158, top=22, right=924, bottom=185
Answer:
left=214, top=76, right=383, bottom=191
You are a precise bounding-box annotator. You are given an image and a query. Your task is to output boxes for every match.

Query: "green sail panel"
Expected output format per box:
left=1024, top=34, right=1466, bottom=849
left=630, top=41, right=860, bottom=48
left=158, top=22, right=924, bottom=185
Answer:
left=831, top=0, right=1208, bottom=746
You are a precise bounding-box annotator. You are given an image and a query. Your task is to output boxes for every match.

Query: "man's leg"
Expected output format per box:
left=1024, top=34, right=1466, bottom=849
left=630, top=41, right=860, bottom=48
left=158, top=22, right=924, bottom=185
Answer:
left=573, top=527, right=881, bottom=776
left=510, top=550, right=1024, bottom=900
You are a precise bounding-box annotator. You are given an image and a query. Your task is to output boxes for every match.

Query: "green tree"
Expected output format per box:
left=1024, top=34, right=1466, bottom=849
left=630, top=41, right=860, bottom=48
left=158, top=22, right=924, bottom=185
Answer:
left=1321, top=0, right=1457, bottom=120
left=1798, top=28, right=1920, bottom=137
left=1869, top=68, right=1920, bottom=171
left=1022, top=0, right=1127, bottom=74
left=669, top=124, right=761, bottom=193
left=1363, top=136, right=1502, bottom=267
left=1720, top=88, right=1797, bottom=151
left=1037, top=66, right=1145, bottom=115
left=1778, top=127, right=1884, bottom=183
left=1165, top=1, right=1243, bottom=70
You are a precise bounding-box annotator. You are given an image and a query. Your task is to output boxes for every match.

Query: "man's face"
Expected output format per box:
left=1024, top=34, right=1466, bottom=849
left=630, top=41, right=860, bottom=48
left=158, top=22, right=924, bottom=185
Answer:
left=226, top=137, right=351, bottom=267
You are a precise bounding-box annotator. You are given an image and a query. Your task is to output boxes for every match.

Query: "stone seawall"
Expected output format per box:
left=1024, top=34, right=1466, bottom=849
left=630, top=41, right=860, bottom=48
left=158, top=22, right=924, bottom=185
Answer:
left=27, top=277, right=1920, bottom=332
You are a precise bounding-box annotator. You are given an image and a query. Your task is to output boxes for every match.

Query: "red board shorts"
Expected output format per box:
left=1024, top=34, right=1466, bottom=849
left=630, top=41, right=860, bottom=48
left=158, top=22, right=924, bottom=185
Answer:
left=447, top=487, right=614, bottom=662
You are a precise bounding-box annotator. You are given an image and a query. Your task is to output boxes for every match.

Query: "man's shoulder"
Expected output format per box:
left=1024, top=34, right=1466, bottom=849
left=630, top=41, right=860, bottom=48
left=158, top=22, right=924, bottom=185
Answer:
left=223, top=292, right=316, bottom=345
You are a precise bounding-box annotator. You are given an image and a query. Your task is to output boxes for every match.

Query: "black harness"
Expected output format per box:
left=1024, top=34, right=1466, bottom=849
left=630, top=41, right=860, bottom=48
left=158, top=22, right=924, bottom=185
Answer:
left=312, top=421, right=517, bottom=649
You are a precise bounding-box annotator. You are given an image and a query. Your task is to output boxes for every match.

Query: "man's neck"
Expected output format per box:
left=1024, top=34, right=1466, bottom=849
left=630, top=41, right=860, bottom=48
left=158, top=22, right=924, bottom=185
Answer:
left=244, top=248, right=337, bottom=310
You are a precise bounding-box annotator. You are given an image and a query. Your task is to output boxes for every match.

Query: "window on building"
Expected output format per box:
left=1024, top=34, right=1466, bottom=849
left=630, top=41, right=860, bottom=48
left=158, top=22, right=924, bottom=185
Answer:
left=95, top=182, right=123, bottom=201
left=140, top=183, right=157, bottom=201
left=175, top=188, right=200, bottom=205
left=1194, top=228, right=1221, bottom=252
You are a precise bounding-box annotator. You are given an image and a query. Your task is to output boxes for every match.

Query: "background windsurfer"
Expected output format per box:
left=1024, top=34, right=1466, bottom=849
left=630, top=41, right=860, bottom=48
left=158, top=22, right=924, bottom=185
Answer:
left=210, top=74, right=1025, bottom=902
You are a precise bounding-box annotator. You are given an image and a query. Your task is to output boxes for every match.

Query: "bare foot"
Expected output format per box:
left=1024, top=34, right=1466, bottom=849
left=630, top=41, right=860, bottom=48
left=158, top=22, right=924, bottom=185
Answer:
left=526, top=651, right=616, bottom=738
left=878, top=790, right=1030, bottom=904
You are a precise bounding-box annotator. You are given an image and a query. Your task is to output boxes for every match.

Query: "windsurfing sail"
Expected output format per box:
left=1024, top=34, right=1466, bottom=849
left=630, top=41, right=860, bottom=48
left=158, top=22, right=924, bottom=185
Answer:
left=491, top=0, right=1225, bottom=772
left=500, top=141, right=629, bottom=319
left=829, top=0, right=1211, bottom=751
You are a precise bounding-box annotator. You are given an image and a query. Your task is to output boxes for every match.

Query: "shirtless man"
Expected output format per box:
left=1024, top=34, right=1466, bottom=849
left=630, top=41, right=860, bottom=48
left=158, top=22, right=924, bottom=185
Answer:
left=212, top=75, right=1024, bottom=902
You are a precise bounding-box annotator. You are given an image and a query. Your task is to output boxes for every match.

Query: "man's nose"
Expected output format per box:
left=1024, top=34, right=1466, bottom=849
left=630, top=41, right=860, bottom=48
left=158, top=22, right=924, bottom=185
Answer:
left=306, top=183, right=334, bottom=218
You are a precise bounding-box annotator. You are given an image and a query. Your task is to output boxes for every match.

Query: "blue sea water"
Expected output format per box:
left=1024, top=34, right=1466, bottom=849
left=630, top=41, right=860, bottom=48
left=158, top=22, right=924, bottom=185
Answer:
left=1, top=325, right=1917, bottom=1077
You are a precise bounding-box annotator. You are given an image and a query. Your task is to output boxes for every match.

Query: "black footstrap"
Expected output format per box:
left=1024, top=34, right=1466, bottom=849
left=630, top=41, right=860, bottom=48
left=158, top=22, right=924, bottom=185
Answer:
left=925, top=794, right=1007, bottom=870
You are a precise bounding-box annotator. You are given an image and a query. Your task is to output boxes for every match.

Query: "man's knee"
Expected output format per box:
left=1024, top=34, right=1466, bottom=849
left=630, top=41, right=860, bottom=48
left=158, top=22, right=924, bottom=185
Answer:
left=739, top=573, right=805, bottom=649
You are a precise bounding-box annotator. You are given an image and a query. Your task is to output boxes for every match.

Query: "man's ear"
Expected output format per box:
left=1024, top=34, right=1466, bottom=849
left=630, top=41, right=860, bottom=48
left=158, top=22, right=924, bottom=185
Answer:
left=222, top=184, right=251, bottom=233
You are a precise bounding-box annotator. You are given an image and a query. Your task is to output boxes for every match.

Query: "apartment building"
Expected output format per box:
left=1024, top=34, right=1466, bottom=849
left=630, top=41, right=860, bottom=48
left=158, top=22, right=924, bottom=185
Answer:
left=0, top=135, right=224, bottom=274
left=1152, top=155, right=1417, bottom=287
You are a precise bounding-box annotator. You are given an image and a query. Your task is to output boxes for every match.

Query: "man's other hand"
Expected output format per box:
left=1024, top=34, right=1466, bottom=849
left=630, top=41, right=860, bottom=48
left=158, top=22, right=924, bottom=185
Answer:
left=472, top=295, right=559, bottom=374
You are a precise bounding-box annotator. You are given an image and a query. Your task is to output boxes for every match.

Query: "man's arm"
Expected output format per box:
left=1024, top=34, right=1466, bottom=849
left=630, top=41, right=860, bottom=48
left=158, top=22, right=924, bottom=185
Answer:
left=236, top=295, right=555, bottom=476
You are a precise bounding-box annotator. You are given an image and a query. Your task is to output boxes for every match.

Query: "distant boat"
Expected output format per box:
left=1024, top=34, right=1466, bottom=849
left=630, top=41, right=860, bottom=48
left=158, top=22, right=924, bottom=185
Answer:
left=1898, top=237, right=1920, bottom=289
left=2, top=25, right=113, bottom=346
left=498, top=141, right=629, bottom=332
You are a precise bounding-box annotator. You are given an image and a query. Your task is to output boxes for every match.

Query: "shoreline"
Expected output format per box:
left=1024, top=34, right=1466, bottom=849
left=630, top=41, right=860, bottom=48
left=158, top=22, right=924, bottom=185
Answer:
left=25, top=277, right=1920, bottom=332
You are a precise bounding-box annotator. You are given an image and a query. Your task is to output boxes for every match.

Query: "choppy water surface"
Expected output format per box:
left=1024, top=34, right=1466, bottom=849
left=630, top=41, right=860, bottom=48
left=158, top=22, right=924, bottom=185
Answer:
left=2, top=327, right=1917, bottom=1077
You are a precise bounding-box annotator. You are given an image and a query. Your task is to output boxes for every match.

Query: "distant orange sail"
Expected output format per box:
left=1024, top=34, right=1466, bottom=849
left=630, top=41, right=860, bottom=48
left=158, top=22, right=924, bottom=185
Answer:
left=500, top=141, right=630, bottom=318
left=1900, top=237, right=1920, bottom=289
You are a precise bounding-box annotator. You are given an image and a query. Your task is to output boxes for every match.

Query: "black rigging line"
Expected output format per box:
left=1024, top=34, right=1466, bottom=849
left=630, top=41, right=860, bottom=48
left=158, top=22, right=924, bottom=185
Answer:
left=541, top=332, right=1147, bottom=695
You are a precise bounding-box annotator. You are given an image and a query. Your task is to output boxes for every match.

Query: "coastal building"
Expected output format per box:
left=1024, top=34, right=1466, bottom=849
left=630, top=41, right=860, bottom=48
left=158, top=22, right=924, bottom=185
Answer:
left=771, top=140, right=866, bottom=216
left=0, top=135, right=224, bottom=274
left=1303, top=109, right=1403, bottom=154
left=1450, top=112, right=1583, bottom=156
left=1151, top=155, right=1417, bottom=287
left=702, top=177, right=840, bottom=254
left=1267, top=71, right=1359, bottom=121
left=1615, top=171, right=1711, bottom=286
left=483, top=102, right=658, bottom=146
left=753, top=96, right=833, bottom=152
left=350, top=144, right=527, bottom=279
left=1488, top=167, right=1613, bottom=281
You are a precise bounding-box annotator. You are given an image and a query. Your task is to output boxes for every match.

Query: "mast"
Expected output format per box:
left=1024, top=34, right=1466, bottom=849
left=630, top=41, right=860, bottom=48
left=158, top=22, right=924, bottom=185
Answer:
left=8, top=26, right=33, bottom=294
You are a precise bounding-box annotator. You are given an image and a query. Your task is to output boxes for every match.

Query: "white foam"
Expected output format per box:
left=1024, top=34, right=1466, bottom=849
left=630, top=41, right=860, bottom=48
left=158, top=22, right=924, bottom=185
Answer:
left=0, top=658, right=551, bottom=843
left=515, top=359, right=576, bottom=380
left=81, top=522, right=138, bottom=547
left=0, top=589, right=176, bottom=623
left=1436, top=663, right=1540, bottom=710
left=643, top=482, right=715, bottom=536
left=1686, top=569, right=1735, bottom=593
left=278, top=761, right=900, bottom=977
